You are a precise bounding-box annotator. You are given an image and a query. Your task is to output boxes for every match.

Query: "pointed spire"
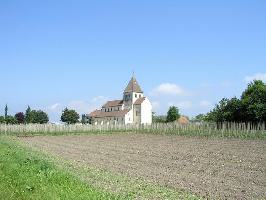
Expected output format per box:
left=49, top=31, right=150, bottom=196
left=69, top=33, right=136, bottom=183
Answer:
left=124, top=74, right=143, bottom=93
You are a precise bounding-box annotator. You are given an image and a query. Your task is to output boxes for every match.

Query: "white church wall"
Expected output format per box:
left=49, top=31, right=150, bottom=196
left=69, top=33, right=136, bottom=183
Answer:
left=125, top=109, right=133, bottom=124
left=141, top=98, right=152, bottom=124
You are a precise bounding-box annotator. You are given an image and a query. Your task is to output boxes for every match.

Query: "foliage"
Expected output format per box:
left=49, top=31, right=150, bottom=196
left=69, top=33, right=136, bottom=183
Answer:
left=153, top=115, right=167, bottom=123
left=241, top=80, right=266, bottom=122
left=15, top=112, right=25, bottom=124
left=166, top=106, right=180, bottom=123
left=61, top=108, right=79, bottom=124
left=30, top=110, right=49, bottom=124
left=206, top=80, right=266, bottom=123
left=25, top=106, right=32, bottom=123
left=0, top=116, right=5, bottom=123
left=0, top=138, right=119, bottom=200
left=81, top=114, right=87, bottom=124
left=192, top=114, right=207, bottom=122
left=4, top=115, right=18, bottom=124
left=4, top=104, right=8, bottom=118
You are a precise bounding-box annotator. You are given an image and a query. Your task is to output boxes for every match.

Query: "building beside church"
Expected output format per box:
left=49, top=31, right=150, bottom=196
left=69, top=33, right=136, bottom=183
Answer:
left=88, top=75, right=152, bottom=125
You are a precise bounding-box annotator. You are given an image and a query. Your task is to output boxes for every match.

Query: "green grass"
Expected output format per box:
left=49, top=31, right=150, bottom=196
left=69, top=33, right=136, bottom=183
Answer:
left=0, top=137, right=121, bottom=200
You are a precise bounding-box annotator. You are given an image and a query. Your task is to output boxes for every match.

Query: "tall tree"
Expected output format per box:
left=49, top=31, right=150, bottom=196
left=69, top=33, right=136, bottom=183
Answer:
left=25, top=106, right=32, bottom=123
left=61, top=108, right=79, bottom=124
left=81, top=114, right=87, bottom=124
left=166, top=106, right=180, bottom=123
left=4, top=104, right=8, bottom=118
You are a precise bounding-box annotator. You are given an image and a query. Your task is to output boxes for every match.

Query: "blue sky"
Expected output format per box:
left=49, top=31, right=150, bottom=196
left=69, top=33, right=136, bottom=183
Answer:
left=0, top=0, right=265, bottom=122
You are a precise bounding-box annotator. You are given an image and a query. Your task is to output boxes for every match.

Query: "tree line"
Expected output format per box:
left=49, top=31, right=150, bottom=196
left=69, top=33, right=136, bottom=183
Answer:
left=0, top=106, right=82, bottom=125
left=194, top=80, right=266, bottom=123
left=0, top=105, right=49, bottom=124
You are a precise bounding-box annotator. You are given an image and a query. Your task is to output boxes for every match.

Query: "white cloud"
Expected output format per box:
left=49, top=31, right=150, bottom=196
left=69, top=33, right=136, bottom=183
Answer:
left=49, top=103, right=60, bottom=110
left=245, top=73, right=266, bottom=83
left=199, top=100, right=212, bottom=108
left=151, top=83, right=186, bottom=96
left=91, top=96, right=107, bottom=102
left=168, top=101, right=192, bottom=110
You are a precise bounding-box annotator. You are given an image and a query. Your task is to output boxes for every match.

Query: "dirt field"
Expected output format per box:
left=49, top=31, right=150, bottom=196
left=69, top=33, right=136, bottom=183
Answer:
left=19, top=134, right=266, bottom=199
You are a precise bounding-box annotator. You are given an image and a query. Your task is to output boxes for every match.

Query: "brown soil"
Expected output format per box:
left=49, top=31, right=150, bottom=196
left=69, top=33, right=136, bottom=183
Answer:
left=19, top=134, right=266, bottom=199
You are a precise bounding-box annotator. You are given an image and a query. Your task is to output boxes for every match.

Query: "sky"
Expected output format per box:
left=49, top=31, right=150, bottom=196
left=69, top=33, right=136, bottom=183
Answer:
left=0, top=0, right=265, bottom=122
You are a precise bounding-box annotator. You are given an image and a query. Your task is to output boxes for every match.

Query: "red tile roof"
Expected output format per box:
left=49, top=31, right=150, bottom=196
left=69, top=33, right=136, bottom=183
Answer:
left=124, top=77, right=143, bottom=93
left=102, top=100, right=123, bottom=108
left=88, top=109, right=129, bottom=118
left=134, top=97, right=146, bottom=105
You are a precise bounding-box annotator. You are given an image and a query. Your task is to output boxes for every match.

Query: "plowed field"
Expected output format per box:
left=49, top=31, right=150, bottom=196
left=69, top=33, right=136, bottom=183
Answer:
left=19, top=134, right=266, bottom=199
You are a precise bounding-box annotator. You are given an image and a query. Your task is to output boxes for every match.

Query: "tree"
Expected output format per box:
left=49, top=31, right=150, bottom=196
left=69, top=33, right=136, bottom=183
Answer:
left=166, top=106, right=180, bottom=123
left=30, top=110, right=49, bottom=124
left=61, top=108, right=79, bottom=124
left=193, top=114, right=207, bottom=122
left=206, top=80, right=266, bottom=123
left=0, top=116, right=5, bottom=124
left=25, top=106, right=32, bottom=123
left=81, top=114, right=87, bottom=124
left=15, top=112, right=25, bottom=124
left=5, top=115, right=18, bottom=124
left=152, top=112, right=166, bottom=123
left=241, top=80, right=266, bottom=122
left=4, top=104, right=8, bottom=118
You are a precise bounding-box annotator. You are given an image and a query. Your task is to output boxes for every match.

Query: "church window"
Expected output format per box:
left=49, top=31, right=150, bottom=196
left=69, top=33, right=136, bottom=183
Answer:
left=139, top=94, right=141, bottom=98
left=135, top=94, right=137, bottom=98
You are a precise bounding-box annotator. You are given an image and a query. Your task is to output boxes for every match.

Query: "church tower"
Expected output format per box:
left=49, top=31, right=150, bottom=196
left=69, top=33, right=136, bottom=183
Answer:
left=123, top=75, right=143, bottom=109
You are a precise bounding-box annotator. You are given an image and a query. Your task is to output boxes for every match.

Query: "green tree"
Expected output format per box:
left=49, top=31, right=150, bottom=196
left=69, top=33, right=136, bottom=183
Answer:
left=152, top=112, right=166, bottom=123
left=206, top=80, right=266, bottom=123
left=0, top=116, right=5, bottom=123
left=81, top=114, right=87, bottom=124
left=166, top=106, right=180, bottom=123
left=241, top=80, right=266, bottom=122
left=61, top=108, right=79, bottom=124
left=25, top=106, right=32, bottom=123
left=5, top=115, right=18, bottom=124
left=4, top=104, right=8, bottom=118
left=30, top=110, right=49, bottom=124
left=193, top=114, right=207, bottom=122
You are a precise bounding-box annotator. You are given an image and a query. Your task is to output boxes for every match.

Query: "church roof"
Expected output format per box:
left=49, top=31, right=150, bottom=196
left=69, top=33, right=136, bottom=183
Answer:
left=124, top=76, right=143, bottom=93
left=102, top=100, right=123, bottom=108
left=134, top=97, right=146, bottom=105
left=88, top=109, right=130, bottom=118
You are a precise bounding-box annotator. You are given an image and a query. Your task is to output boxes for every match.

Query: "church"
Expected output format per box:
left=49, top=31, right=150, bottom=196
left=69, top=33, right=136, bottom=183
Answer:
left=88, top=75, right=152, bottom=125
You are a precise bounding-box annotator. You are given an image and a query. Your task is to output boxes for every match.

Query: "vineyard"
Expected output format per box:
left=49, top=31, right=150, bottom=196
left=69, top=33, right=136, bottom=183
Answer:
left=1, top=122, right=266, bottom=139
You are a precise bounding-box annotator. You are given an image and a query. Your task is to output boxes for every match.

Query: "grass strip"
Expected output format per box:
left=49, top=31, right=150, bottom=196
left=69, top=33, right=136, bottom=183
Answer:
left=0, top=137, right=121, bottom=200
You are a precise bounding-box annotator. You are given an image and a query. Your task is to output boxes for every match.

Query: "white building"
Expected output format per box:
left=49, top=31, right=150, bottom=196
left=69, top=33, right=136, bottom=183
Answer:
left=88, top=75, right=152, bottom=125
